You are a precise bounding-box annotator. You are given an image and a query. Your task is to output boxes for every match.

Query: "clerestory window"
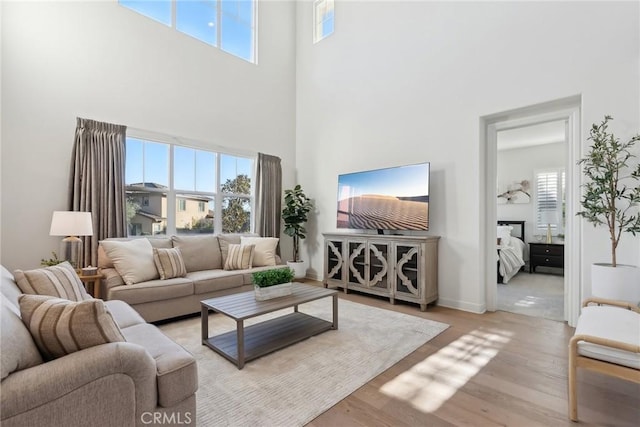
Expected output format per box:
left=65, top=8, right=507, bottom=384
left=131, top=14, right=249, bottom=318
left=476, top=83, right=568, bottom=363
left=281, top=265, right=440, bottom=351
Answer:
left=119, top=0, right=256, bottom=63
left=313, top=0, right=334, bottom=43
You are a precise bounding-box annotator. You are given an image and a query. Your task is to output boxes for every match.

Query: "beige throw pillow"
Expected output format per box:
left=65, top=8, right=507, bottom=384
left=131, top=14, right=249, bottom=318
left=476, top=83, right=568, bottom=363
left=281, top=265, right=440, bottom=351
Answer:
left=100, top=239, right=159, bottom=285
left=224, top=244, right=255, bottom=270
left=19, top=294, right=125, bottom=360
left=153, top=248, right=187, bottom=280
left=240, top=237, right=279, bottom=267
left=13, top=261, right=91, bottom=302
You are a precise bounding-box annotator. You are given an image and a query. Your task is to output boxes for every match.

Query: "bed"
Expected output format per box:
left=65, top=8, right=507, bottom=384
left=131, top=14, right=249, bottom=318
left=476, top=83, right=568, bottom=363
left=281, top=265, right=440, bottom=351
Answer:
left=497, top=220, right=527, bottom=284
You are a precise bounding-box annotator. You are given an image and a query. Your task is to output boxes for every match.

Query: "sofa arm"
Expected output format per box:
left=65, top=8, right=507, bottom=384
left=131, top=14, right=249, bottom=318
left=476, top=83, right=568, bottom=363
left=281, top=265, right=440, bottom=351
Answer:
left=1, top=342, right=157, bottom=422
left=100, top=267, right=124, bottom=299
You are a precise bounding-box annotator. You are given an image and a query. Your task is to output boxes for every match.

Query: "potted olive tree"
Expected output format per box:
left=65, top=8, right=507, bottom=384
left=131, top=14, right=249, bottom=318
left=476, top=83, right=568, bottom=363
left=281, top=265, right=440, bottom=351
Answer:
left=282, top=185, right=313, bottom=279
left=577, top=115, right=640, bottom=302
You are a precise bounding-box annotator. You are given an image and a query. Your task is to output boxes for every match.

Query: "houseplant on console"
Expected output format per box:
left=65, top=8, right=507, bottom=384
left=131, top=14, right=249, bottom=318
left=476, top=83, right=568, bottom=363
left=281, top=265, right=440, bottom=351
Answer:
left=282, top=185, right=313, bottom=279
left=252, top=268, right=295, bottom=301
left=577, top=115, right=640, bottom=303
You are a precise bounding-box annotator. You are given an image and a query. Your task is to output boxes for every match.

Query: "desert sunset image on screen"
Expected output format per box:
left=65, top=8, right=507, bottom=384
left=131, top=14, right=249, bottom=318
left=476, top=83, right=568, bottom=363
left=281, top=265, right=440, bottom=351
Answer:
left=337, top=163, right=429, bottom=231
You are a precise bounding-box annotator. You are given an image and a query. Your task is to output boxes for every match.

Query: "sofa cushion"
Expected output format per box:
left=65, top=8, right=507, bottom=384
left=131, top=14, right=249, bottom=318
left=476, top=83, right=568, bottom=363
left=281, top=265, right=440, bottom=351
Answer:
left=153, top=247, right=187, bottom=280
left=1, top=297, right=44, bottom=380
left=13, top=261, right=92, bottom=302
left=186, top=270, right=246, bottom=295
left=224, top=244, right=255, bottom=270
left=104, top=299, right=147, bottom=329
left=240, top=236, right=279, bottom=266
left=108, top=278, right=194, bottom=305
left=101, top=238, right=159, bottom=285
left=98, top=237, right=173, bottom=268
left=19, top=294, right=125, bottom=360
left=121, top=323, right=198, bottom=408
left=172, top=235, right=222, bottom=272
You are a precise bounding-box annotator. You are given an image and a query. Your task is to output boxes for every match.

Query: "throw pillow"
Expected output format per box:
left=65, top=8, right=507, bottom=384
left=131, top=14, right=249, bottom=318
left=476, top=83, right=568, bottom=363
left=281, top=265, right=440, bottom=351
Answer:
left=497, top=226, right=513, bottom=246
left=13, top=261, right=91, bottom=302
left=153, top=247, right=187, bottom=280
left=100, top=239, right=159, bottom=285
left=224, top=244, right=255, bottom=270
left=19, top=294, right=125, bottom=360
left=240, top=237, right=279, bottom=267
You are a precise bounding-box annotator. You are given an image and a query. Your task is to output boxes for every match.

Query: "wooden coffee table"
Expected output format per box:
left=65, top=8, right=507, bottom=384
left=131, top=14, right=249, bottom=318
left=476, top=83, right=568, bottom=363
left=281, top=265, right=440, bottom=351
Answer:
left=201, top=283, right=338, bottom=369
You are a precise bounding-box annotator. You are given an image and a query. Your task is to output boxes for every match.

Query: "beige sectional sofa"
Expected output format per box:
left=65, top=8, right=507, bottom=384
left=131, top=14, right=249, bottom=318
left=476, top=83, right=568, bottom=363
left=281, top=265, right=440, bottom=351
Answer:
left=0, top=265, right=197, bottom=426
left=99, top=234, right=285, bottom=322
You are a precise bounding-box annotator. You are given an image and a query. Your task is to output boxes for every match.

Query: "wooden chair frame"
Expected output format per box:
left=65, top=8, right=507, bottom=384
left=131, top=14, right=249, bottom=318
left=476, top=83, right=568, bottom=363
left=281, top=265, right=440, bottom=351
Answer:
left=568, top=297, right=640, bottom=421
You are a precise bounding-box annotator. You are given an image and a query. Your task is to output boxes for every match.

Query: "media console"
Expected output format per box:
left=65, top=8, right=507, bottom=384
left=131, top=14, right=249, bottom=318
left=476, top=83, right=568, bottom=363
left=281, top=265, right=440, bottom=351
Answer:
left=323, top=233, right=440, bottom=311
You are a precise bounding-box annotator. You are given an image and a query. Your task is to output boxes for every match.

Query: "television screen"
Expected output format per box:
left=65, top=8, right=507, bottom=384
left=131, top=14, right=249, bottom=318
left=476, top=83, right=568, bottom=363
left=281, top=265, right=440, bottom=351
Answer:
left=337, top=162, right=430, bottom=231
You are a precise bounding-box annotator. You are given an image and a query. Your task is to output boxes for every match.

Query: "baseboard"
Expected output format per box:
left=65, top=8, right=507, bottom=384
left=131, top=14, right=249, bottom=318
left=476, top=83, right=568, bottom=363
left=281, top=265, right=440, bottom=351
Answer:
left=305, top=271, right=321, bottom=281
left=436, top=297, right=486, bottom=314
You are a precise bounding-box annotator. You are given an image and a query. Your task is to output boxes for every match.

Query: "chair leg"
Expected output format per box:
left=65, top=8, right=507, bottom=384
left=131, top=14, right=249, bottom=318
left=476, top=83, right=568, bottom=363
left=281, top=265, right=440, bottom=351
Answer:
left=568, top=340, right=578, bottom=421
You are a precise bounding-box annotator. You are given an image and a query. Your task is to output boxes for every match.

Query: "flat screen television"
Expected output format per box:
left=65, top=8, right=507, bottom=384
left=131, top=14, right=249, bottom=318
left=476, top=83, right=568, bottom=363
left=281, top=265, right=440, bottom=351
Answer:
left=337, top=162, right=430, bottom=232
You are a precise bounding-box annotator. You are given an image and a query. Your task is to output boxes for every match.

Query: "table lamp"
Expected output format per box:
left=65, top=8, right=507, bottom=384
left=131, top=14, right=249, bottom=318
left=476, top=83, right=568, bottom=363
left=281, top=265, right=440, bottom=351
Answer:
left=539, top=211, right=559, bottom=244
left=49, top=211, right=93, bottom=269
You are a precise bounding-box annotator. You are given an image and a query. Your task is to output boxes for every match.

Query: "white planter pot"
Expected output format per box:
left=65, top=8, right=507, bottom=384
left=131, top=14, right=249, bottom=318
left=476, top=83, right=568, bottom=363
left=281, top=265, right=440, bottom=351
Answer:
left=287, top=261, right=306, bottom=279
left=591, top=263, right=640, bottom=304
left=254, top=282, right=292, bottom=301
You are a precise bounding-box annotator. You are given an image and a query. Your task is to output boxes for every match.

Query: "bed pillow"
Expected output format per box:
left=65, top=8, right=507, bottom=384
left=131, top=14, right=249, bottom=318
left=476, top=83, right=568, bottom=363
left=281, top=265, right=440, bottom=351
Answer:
left=19, top=294, right=125, bottom=360
left=240, top=237, right=279, bottom=267
left=497, top=226, right=513, bottom=246
left=13, top=261, right=92, bottom=302
left=224, top=244, right=255, bottom=270
left=100, top=239, right=159, bottom=285
left=153, top=247, right=187, bottom=280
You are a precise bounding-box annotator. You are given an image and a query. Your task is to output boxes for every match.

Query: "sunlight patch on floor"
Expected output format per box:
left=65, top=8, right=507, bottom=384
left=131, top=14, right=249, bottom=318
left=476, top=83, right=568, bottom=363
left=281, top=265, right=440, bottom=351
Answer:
left=379, top=328, right=512, bottom=413
left=514, top=295, right=543, bottom=307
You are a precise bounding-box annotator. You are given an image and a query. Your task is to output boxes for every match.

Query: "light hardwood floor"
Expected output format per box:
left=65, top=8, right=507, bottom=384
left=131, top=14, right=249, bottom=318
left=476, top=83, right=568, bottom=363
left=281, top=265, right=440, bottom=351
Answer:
left=306, top=284, right=640, bottom=427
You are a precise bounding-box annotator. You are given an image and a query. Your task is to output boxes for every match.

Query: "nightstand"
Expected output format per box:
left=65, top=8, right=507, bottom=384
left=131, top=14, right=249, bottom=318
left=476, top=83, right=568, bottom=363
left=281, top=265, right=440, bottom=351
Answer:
left=529, top=243, right=564, bottom=273
left=78, top=272, right=103, bottom=299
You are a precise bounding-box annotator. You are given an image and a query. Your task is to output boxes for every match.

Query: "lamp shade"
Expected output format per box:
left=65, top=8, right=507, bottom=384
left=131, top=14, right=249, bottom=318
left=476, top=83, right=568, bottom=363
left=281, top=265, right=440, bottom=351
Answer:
left=49, top=211, right=93, bottom=237
left=539, top=210, right=560, bottom=225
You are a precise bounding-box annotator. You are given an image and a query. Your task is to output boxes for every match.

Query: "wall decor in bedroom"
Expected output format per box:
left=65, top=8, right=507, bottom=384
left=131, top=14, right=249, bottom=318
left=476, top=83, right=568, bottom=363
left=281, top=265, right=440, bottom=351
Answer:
left=497, top=180, right=531, bottom=204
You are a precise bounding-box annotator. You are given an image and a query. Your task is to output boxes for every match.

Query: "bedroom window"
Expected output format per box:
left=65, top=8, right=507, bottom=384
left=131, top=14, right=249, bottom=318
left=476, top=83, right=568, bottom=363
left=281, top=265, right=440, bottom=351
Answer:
left=534, top=168, right=565, bottom=234
left=313, top=0, right=334, bottom=43
left=125, top=135, right=254, bottom=236
left=119, top=0, right=257, bottom=63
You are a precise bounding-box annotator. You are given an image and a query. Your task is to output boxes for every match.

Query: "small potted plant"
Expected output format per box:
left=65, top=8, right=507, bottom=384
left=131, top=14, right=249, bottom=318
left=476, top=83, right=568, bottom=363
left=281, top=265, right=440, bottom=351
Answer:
left=252, top=268, right=295, bottom=301
left=40, top=251, right=63, bottom=267
left=577, top=115, right=640, bottom=302
left=282, top=185, right=313, bottom=279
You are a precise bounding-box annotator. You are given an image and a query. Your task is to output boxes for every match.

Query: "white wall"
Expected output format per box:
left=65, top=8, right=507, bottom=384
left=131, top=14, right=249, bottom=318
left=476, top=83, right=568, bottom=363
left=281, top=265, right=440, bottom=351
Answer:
left=1, top=0, right=297, bottom=270
left=295, top=1, right=640, bottom=312
left=497, top=142, right=565, bottom=243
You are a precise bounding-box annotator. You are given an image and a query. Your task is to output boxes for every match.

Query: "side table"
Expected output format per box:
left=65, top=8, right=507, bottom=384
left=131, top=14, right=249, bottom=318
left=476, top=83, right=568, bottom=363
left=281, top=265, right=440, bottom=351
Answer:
left=78, top=272, right=103, bottom=299
left=529, top=243, right=564, bottom=274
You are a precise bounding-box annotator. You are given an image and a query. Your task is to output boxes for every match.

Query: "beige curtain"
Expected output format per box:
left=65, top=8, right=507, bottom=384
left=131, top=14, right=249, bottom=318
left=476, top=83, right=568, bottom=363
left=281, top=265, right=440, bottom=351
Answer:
left=255, top=153, right=282, bottom=241
left=69, top=117, right=127, bottom=267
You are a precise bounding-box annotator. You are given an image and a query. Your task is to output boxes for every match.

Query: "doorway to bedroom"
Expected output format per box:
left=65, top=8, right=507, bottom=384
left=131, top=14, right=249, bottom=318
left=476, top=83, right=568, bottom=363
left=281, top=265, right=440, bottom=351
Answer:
left=482, top=96, right=582, bottom=326
left=496, top=120, right=566, bottom=321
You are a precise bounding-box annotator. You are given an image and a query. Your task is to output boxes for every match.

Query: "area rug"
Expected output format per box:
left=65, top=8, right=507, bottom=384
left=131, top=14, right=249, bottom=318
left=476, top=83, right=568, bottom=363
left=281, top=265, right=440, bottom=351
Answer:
left=159, top=298, right=449, bottom=426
